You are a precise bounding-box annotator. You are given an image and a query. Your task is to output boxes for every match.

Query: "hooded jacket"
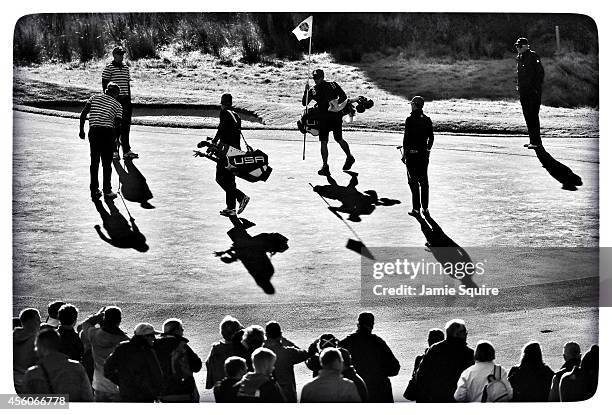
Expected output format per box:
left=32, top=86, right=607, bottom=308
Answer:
left=22, top=351, right=93, bottom=402
left=13, top=328, right=39, bottom=393
left=80, top=320, right=129, bottom=394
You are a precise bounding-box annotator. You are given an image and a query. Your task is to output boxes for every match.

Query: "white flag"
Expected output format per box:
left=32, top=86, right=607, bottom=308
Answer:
left=292, top=16, right=313, bottom=41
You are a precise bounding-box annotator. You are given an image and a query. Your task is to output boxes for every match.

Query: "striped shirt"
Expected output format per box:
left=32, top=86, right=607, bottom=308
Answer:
left=87, top=94, right=123, bottom=128
left=102, top=62, right=131, bottom=96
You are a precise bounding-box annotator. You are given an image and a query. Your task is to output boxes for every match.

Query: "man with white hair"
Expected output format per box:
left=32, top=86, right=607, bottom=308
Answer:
left=414, top=319, right=475, bottom=402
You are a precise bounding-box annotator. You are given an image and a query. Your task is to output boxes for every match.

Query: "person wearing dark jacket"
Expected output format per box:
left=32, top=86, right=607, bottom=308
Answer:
left=338, top=312, right=400, bottom=402
left=13, top=308, right=41, bottom=393
left=205, top=315, right=244, bottom=389
left=403, top=95, right=434, bottom=217
left=214, top=356, right=248, bottom=402
left=153, top=318, right=202, bottom=402
left=508, top=341, right=555, bottom=402
left=404, top=328, right=444, bottom=401
left=302, top=68, right=356, bottom=176
left=104, top=323, right=164, bottom=402
left=56, top=304, right=84, bottom=363
left=549, top=341, right=581, bottom=401
left=515, top=37, right=545, bottom=149
left=305, top=333, right=339, bottom=377
left=212, top=93, right=249, bottom=217
left=234, top=347, right=285, bottom=402
left=339, top=347, right=368, bottom=402
left=414, top=319, right=474, bottom=402
left=559, top=344, right=598, bottom=401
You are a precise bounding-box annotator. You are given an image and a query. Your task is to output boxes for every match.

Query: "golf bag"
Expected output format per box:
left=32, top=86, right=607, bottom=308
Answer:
left=297, top=96, right=374, bottom=136
left=194, top=136, right=272, bottom=183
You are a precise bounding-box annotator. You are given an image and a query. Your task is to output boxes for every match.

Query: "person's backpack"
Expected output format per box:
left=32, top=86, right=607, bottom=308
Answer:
left=170, top=341, right=193, bottom=381
left=481, top=365, right=511, bottom=402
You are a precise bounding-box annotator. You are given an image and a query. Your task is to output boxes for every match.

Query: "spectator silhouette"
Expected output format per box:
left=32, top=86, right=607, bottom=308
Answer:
left=22, top=328, right=93, bottom=401
left=113, top=159, right=154, bottom=208
left=45, top=300, right=65, bottom=328
left=305, top=333, right=339, bottom=377
left=300, top=348, right=361, bottom=402
left=205, top=315, right=244, bottom=390
left=454, top=340, right=513, bottom=402
left=549, top=341, right=581, bottom=401
left=214, top=356, right=248, bottom=402
left=262, top=321, right=310, bottom=402
left=234, top=347, right=285, bottom=402
left=339, top=347, right=368, bottom=402
left=57, top=304, right=84, bottom=363
left=534, top=147, right=583, bottom=191
left=508, top=341, right=554, bottom=401
left=312, top=171, right=400, bottom=222
left=404, top=328, right=444, bottom=400
left=12, top=317, right=22, bottom=329
left=215, top=217, right=289, bottom=294
left=559, top=344, right=598, bottom=401
left=79, top=306, right=129, bottom=402
left=154, top=318, right=202, bottom=402
left=338, top=312, right=400, bottom=402
left=13, top=308, right=41, bottom=393
left=239, top=325, right=266, bottom=371
left=414, top=319, right=474, bottom=402
left=104, top=323, right=164, bottom=402
left=93, top=198, right=148, bottom=252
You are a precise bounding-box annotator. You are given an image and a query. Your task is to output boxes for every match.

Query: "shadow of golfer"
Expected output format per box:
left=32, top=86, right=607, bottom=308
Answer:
left=534, top=147, right=583, bottom=191
left=312, top=171, right=400, bottom=222
left=214, top=217, right=289, bottom=295
left=113, top=159, right=154, bottom=208
left=410, top=212, right=478, bottom=288
left=92, top=198, right=149, bottom=252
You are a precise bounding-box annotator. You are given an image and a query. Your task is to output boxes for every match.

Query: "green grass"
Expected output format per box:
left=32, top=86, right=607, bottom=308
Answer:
left=13, top=51, right=598, bottom=136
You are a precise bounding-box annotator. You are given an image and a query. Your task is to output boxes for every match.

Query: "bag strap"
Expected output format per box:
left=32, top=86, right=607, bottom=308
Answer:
left=39, top=362, right=55, bottom=394
left=494, top=364, right=501, bottom=380
left=240, top=132, right=253, bottom=153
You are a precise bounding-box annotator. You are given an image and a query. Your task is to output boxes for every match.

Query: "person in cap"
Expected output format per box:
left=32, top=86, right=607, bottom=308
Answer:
left=212, top=93, right=250, bottom=217
left=515, top=37, right=545, bottom=149
left=80, top=81, right=123, bottom=200
left=403, top=95, right=434, bottom=217
left=338, top=312, right=400, bottom=402
left=302, top=68, right=356, bottom=176
left=153, top=318, right=202, bottom=402
left=102, top=45, right=138, bottom=160
left=103, top=322, right=164, bottom=402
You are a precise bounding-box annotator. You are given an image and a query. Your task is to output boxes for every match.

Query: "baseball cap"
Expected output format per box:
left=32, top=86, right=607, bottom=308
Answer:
left=134, top=322, right=161, bottom=337
left=318, top=333, right=338, bottom=350
left=514, top=37, right=529, bottom=47
left=112, top=46, right=126, bottom=55
left=221, top=93, right=233, bottom=106
left=358, top=312, right=375, bottom=328
left=312, top=69, right=324, bottom=80
left=410, top=96, right=425, bottom=109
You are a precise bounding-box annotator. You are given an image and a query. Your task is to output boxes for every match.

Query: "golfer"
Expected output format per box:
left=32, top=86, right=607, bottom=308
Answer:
left=79, top=82, right=123, bottom=200
left=403, top=96, right=434, bottom=216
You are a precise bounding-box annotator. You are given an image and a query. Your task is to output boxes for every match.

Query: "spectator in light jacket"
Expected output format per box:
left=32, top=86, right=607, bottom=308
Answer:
left=300, top=348, right=361, bottom=403
left=454, top=340, right=513, bottom=402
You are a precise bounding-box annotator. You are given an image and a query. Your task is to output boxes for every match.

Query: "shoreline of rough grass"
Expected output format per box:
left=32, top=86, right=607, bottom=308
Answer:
left=13, top=52, right=599, bottom=137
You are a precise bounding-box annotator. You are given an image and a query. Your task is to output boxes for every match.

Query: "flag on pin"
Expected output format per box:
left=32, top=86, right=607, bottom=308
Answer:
left=292, top=16, right=313, bottom=40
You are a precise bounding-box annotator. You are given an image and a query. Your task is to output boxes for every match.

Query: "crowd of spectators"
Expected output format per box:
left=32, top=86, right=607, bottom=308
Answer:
left=12, top=301, right=599, bottom=403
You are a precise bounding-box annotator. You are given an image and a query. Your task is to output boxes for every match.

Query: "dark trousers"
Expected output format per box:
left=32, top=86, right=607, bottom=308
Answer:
left=406, top=153, right=430, bottom=211
left=216, top=164, right=245, bottom=210
left=117, top=95, right=132, bottom=153
left=520, top=92, right=542, bottom=146
left=89, top=127, right=116, bottom=193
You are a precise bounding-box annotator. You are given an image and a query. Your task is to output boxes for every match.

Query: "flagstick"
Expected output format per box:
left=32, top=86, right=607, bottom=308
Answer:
left=302, top=23, right=313, bottom=161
